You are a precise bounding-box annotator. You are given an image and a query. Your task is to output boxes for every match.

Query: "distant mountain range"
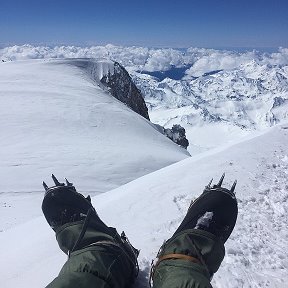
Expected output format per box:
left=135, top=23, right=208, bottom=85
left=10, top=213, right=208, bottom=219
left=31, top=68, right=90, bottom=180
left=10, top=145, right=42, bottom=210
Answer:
left=132, top=59, right=288, bottom=131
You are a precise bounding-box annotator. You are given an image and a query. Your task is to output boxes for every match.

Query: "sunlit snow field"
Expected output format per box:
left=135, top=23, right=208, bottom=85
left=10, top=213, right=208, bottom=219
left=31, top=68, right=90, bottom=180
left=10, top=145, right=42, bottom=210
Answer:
left=0, top=52, right=288, bottom=287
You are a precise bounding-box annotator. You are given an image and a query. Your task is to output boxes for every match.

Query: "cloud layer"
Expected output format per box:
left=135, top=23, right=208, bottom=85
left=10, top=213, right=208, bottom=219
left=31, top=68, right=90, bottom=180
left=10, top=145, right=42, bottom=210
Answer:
left=1, top=45, right=288, bottom=77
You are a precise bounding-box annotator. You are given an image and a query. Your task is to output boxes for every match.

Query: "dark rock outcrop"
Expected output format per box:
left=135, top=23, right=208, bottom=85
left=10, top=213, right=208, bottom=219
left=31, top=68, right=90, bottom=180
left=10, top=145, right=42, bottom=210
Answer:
left=273, top=96, right=287, bottom=108
left=101, top=62, right=150, bottom=120
left=154, top=124, right=189, bottom=149
left=164, top=124, right=189, bottom=149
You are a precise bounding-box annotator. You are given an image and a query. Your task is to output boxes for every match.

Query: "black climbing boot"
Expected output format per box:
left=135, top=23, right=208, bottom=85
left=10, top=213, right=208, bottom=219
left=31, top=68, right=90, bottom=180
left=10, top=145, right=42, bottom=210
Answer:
left=151, top=174, right=238, bottom=288
left=42, top=175, right=139, bottom=288
left=173, top=173, right=238, bottom=243
left=42, top=174, right=94, bottom=231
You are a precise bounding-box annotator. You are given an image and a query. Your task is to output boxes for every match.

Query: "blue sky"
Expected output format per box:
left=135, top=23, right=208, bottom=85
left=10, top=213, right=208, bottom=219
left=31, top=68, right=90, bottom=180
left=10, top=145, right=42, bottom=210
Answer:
left=0, top=0, right=287, bottom=48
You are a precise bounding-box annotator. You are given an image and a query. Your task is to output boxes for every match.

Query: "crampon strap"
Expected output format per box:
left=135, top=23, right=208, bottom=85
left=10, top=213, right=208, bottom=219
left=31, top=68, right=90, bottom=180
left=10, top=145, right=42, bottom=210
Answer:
left=149, top=253, right=202, bottom=287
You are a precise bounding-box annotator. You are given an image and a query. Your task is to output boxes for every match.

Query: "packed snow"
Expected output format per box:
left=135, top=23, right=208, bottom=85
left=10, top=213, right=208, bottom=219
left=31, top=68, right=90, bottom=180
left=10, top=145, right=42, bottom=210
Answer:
left=0, top=55, right=288, bottom=288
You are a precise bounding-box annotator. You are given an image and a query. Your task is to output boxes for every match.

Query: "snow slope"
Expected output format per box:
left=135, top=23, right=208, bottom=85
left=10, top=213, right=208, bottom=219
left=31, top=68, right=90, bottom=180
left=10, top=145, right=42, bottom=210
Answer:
left=0, top=59, right=189, bottom=230
left=0, top=124, right=287, bottom=288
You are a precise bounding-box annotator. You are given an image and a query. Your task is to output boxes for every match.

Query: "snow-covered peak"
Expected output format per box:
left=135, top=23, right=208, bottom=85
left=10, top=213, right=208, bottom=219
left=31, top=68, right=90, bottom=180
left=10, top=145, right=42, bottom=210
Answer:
left=57, top=58, right=150, bottom=120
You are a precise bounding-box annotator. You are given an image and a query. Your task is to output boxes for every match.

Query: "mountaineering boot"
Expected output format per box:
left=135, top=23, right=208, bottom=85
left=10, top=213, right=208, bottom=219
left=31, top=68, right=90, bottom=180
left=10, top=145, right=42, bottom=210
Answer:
left=42, top=175, right=94, bottom=232
left=151, top=174, right=238, bottom=288
left=42, top=175, right=139, bottom=288
left=173, top=173, right=238, bottom=241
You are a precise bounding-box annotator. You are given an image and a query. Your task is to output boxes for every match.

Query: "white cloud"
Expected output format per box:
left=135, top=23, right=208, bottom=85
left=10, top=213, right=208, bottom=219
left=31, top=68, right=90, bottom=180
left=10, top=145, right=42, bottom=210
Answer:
left=184, top=50, right=261, bottom=77
left=266, top=47, right=288, bottom=65
left=1, top=45, right=287, bottom=77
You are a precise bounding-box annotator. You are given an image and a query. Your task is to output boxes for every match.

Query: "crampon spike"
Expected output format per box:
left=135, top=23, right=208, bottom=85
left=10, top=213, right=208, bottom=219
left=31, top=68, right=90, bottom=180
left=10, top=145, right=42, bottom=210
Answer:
left=51, top=174, right=64, bottom=186
left=65, top=178, right=73, bottom=186
left=230, top=180, right=237, bottom=193
left=43, top=181, right=49, bottom=191
left=217, top=173, right=225, bottom=187
left=207, top=178, right=213, bottom=188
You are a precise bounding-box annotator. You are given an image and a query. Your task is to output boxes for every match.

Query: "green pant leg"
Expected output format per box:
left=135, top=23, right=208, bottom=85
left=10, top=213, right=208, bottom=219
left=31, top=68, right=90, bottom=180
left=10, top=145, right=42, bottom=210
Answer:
left=46, top=220, right=137, bottom=288
left=47, top=268, right=108, bottom=288
left=152, top=229, right=225, bottom=288
left=47, top=245, right=133, bottom=288
left=153, top=261, right=212, bottom=288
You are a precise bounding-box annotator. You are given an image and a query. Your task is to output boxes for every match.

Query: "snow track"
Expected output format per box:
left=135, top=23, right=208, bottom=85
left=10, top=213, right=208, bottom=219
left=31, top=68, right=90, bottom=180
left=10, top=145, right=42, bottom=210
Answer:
left=215, top=141, right=288, bottom=287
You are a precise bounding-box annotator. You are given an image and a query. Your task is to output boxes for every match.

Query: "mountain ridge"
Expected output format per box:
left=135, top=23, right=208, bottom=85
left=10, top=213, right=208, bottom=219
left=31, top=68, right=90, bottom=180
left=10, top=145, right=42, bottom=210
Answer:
left=133, top=60, right=288, bottom=130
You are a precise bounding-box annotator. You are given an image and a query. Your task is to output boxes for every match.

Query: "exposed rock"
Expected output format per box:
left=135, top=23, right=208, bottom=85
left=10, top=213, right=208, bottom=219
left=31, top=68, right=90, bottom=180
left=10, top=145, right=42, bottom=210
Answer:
left=154, top=124, right=189, bottom=149
left=273, top=96, right=287, bottom=108
left=101, top=62, right=150, bottom=120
